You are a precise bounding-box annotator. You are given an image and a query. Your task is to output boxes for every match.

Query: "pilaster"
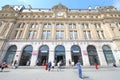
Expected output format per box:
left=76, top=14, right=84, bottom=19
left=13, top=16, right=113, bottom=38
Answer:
left=22, top=23, right=30, bottom=39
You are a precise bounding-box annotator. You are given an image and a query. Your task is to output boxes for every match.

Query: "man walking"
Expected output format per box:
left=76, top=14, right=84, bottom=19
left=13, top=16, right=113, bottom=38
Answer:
left=77, top=60, right=83, bottom=79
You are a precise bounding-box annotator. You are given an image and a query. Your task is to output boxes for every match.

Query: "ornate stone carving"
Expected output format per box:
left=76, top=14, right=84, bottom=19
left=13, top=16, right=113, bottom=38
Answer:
left=2, top=5, right=14, bottom=11
left=52, top=3, right=68, bottom=11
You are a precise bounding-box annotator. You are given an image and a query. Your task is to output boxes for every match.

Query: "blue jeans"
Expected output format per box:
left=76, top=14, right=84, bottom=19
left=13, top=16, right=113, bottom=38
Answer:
left=78, top=68, right=82, bottom=78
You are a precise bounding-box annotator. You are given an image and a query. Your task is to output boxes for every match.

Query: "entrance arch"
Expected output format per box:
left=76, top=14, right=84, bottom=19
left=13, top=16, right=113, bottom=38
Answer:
left=71, top=45, right=83, bottom=65
left=3, top=45, right=17, bottom=66
left=87, top=45, right=100, bottom=65
left=37, top=45, right=49, bottom=66
left=55, top=45, right=66, bottom=66
left=102, top=45, right=115, bottom=64
left=19, top=45, right=33, bottom=66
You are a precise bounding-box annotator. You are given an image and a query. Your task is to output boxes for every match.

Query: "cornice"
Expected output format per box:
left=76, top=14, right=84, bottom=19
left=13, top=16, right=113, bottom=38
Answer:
left=8, top=39, right=113, bottom=43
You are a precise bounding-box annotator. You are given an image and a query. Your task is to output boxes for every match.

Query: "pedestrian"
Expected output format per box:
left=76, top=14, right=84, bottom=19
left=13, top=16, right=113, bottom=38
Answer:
left=95, top=63, right=99, bottom=70
left=1, top=61, right=5, bottom=72
left=57, top=61, right=61, bottom=71
left=51, top=61, right=55, bottom=70
left=113, top=62, right=117, bottom=67
left=48, top=61, right=52, bottom=71
left=71, top=61, right=74, bottom=69
left=45, top=63, right=48, bottom=70
left=26, top=60, right=30, bottom=66
left=14, top=60, right=18, bottom=69
left=76, top=60, right=83, bottom=79
left=69, top=59, right=71, bottom=68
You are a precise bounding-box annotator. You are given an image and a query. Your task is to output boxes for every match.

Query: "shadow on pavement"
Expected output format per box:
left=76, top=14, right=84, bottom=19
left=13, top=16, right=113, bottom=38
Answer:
left=0, top=71, right=10, bottom=72
left=82, top=75, right=93, bottom=80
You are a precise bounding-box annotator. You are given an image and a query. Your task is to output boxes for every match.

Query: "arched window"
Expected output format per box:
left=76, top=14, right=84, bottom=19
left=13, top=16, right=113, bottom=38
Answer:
left=37, top=45, right=49, bottom=66
left=87, top=45, right=100, bottom=65
left=4, top=45, right=17, bottom=66
left=55, top=45, right=66, bottom=66
left=19, top=45, right=33, bottom=66
left=71, top=45, right=83, bottom=65
left=102, top=45, right=115, bottom=64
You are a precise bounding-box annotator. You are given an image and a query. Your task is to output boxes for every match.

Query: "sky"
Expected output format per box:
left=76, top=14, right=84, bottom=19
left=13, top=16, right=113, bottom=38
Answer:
left=0, top=0, right=120, bottom=10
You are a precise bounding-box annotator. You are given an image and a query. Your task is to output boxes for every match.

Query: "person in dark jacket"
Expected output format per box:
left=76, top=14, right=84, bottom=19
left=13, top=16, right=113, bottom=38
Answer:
left=48, top=61, right=52, bottom=71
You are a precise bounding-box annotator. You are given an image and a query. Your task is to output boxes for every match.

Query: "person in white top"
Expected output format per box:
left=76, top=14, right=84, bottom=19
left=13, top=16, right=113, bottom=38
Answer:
left=57, top=61, right=61, bottom=71
left=71, top=61, right=74, bottom=69
left=51, top=61, right=55, bottom=70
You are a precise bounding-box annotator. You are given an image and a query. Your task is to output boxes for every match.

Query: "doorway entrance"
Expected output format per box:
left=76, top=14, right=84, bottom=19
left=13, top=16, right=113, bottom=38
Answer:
left=19, top=45, right=33, bottom=66
left=102, top=45, right=115, bottom=64
left=3, top=45, right=17, bottom=66
left=87, top=45, right=100, bottom=65
left=71, top=45, right=83, bottom=65
left=55, top=45, right=66, bottom=66
left=37, top=45, right=49, bottom=66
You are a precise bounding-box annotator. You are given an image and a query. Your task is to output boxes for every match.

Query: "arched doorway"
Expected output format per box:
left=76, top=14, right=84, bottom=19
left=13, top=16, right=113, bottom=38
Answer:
left=55, top=45, right=66, bottom=66
left=102, top=45, right=115, bottom=64
left=19, top=45, right=33, bottom=66
left=87, top=45, right=100, bottom=65
left=3, top=45, right=17, bottom=66
left=71, top=45, right=83, bottom=65
left=37, top=45, right=49, bottom=66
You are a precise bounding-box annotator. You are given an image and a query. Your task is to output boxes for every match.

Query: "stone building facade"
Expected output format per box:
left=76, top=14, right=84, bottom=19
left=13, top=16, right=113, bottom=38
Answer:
left=0, top=4, right=120, bottom=66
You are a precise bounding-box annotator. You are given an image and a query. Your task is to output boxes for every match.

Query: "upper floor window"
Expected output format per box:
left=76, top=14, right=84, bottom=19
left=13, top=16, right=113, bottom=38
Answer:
left=28, top=31, right=33, bottom=38
left=0, top=21, right=2, bottom=27
left=83, top=31, right=91, bottom=39
left=116, top=22, right=120, bottom=27
left=94, top=23, right=101, bottom=28
left=69, top=24, right=76, bottom=29
left=14, top=31, right=18, bottom=38
left=56, top=24, right=64, bottom=28
left=82, top=23, right=89, bottom=29
left=31, top=24, right=39, bottom=28
left=69, top=30, right=78, bottom=39
left=56, top=30, right=64, bottom=39
left=17, top=23, right=20, bottom=28
left=43, top=23, right=51, bottom=28
left=18, top=31, right=23, bottom=38
left=28, top=31, right=37, bottom=39
left=17, top=23, right=25, bottom=28
left=97, top=31, right=105, bottom=39
left=42, top=30, right=51, bottom=39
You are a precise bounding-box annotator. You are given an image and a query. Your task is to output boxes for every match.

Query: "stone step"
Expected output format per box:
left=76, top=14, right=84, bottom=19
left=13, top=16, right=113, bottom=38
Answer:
left=7, top=65, right=119, bottom=69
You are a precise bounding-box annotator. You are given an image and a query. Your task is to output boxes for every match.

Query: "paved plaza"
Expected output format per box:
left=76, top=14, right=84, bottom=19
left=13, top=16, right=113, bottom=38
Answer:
left=0, top=67, right=120, bottom=80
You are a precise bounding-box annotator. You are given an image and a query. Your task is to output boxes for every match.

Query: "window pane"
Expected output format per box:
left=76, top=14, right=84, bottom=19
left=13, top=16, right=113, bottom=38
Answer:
left=42, top=31, right=47, bottom=39
left=33, top=31, right=37, bottom=38
left=74, top=31, right=78, bottom=39
left=47, top=31, right=51, bottom=39
left=70, top=31, right=73, bottom=39
left=28, top=31, right=33, bottom=38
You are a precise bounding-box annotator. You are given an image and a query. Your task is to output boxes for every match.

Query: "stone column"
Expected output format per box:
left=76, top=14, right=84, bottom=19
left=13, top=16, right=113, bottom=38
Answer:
left=96, top=45, right=107, bottom=66
left=22, top=22, right=30, bottom=39
left=12, top=46, right=23, bottom=66
left=48, top=44, right=55, bottom=63
left=30, top=45, right=39, bottom=66
left=37, top=23, right=42, bottom=39
left=80, top=43, right=90, bottom=66
left=4, top=22, right=14, bottom=37
left=78, top=23, right=84, bottom=40
left=112, top=47, right=120, bottom=65
left=115, top=50, right=120, bottom=66
left=65, top=43, right=72, bottom=66
left=0, top=21, right=6, bottom=34
left=112, top=23, right=120, bottom=38
left=103, top=23, right=114, bottom=39
left=89, top=23, right=98, bottom=39
left=51, top=22, right=55, bottom=40
left=64, top=23, right=69, bottom=40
